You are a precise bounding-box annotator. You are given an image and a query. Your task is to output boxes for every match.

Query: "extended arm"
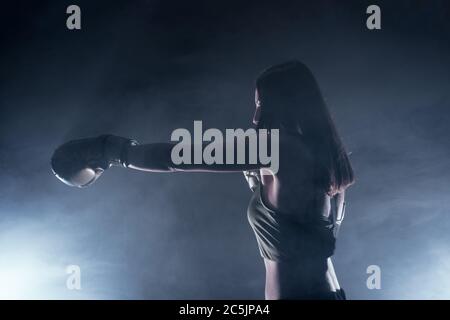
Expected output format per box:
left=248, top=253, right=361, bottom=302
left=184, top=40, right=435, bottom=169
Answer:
left=125, top=142, right=268, bottom=173
left=51, top=133, right=278, bottom=187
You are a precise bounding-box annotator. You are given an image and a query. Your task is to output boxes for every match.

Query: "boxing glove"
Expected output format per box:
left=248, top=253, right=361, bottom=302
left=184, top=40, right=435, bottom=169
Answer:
left=51, top=134, right=138, bottom=188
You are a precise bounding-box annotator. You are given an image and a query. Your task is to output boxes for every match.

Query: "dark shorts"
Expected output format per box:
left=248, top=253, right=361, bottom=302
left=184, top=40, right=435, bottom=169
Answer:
left=285, top=288, right=346, bottom=300
left=323, top=288, right=347, bottom=300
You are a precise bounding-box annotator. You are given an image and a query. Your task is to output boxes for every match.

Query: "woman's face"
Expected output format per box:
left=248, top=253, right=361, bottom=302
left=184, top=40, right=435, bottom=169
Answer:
left=253, top=89, right=261, bottom=125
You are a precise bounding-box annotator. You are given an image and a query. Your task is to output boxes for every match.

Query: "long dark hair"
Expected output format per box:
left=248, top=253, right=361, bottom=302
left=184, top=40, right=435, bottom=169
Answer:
left=256, top=61, right=355, bottom=195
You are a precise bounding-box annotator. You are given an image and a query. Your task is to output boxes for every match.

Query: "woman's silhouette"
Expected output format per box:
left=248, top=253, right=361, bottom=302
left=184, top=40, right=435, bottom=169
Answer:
left=51, top=60, right=355, bottom=299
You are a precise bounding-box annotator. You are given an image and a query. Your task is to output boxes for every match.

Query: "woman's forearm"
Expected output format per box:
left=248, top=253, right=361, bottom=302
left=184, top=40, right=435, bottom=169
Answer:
left=125, top=143, right=177, bottom=172
left=124, top=142, right=265, bottom=173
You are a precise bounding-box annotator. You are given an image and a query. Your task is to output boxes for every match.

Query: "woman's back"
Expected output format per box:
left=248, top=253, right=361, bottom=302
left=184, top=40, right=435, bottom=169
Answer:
left=259, top=133, right=331, bottom=218
left=247, top=133, right=346, bottom=299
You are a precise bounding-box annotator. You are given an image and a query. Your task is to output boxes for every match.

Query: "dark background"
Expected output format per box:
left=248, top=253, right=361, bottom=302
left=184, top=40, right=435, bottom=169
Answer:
left=1, top=0, right=449, bottom=299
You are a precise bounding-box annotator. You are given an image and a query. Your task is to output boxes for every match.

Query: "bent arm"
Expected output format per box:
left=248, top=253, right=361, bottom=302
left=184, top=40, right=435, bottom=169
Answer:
left=243, top=170, right=261, bottom=191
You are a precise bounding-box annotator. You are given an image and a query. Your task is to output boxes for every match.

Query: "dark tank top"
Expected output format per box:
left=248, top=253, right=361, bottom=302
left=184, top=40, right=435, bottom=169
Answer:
left=247, top=179, right=344, bottom=262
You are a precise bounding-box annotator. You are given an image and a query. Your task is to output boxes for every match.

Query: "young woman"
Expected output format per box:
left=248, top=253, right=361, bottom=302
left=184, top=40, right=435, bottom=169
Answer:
left=51, top=61, right=355, bottom=300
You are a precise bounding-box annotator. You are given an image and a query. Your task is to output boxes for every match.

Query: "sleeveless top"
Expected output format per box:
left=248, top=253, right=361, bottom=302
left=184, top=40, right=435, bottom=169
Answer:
left=245, top=171, right=345, bottom=262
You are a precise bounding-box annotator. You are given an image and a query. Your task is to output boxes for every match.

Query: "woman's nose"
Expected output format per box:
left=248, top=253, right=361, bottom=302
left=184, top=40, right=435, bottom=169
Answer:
left=253, top=107, right=261, bottom=125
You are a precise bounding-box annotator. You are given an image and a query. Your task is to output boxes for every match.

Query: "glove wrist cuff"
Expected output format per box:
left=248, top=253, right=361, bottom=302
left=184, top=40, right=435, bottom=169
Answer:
left=102, top=135, right=139, bottom=168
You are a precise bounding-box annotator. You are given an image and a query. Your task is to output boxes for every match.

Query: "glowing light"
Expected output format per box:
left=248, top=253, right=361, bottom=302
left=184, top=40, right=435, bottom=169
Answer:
left=0, top=254, right=64, bottom=299
left=0, top=265, right=36, bottom=299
